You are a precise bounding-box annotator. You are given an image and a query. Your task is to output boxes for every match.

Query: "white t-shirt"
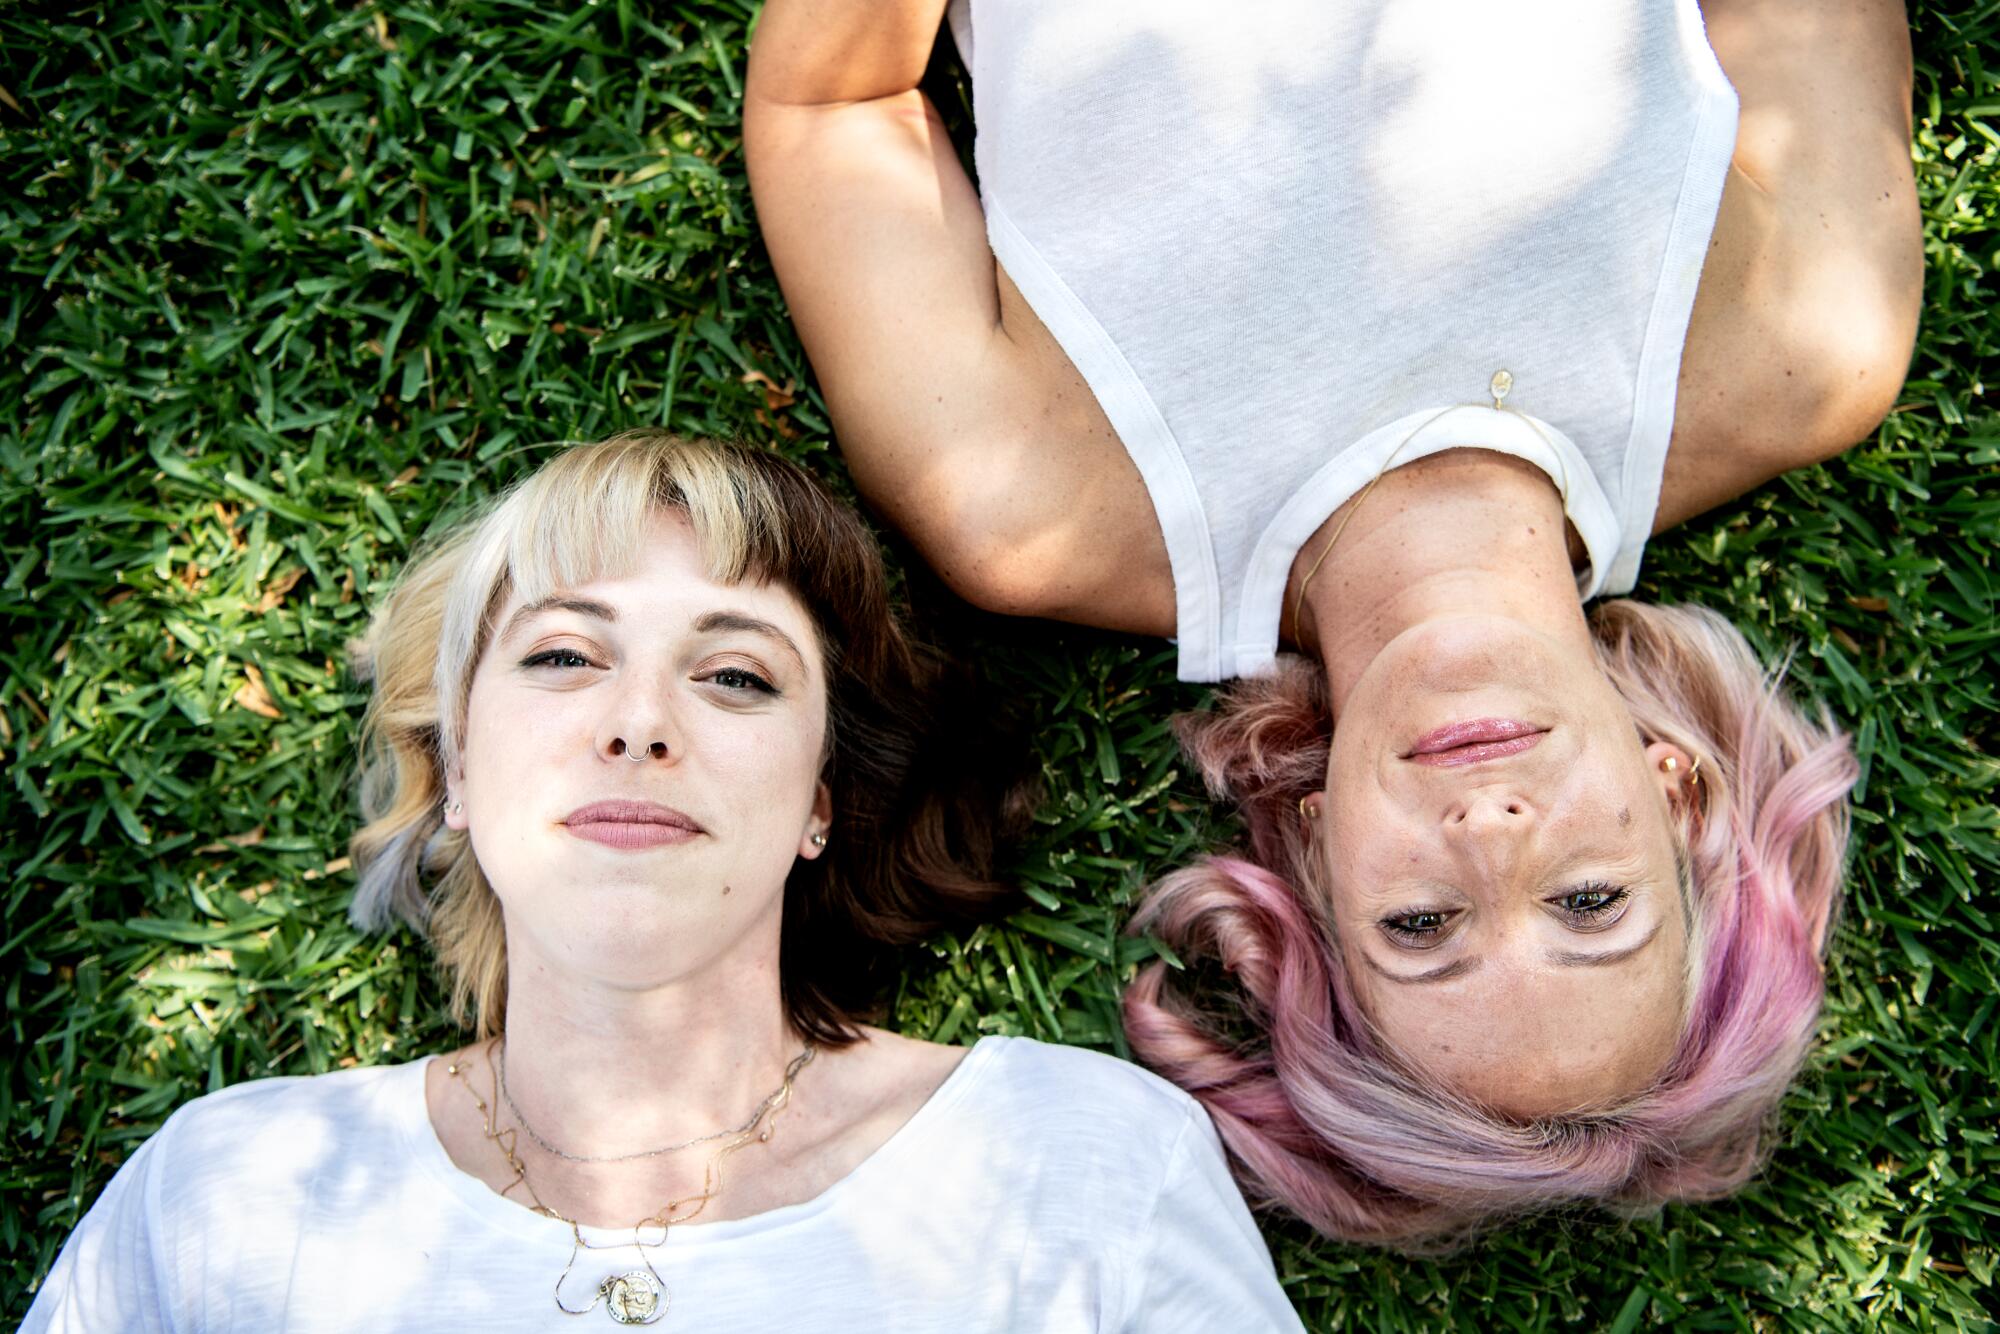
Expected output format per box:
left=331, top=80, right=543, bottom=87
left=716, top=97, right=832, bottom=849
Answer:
left=23, top=1036, right=1304, bottom=1332
left=948, top=0, right=1737, bottom=681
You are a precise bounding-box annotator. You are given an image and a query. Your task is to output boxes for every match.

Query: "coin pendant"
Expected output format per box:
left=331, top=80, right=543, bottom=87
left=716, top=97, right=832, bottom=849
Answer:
left=602, top=1270, right=665, bottom=1325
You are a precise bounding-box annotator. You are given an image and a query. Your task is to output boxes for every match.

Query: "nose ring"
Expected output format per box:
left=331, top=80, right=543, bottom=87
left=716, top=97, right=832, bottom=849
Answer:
left=623, top=741, right=662, bottom=762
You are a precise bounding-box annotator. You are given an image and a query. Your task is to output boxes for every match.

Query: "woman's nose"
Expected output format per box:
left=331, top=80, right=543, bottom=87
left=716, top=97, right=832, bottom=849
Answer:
left=1444, top=791, right=1532, bottom=828
left=596, top=675, right=681, bottom=764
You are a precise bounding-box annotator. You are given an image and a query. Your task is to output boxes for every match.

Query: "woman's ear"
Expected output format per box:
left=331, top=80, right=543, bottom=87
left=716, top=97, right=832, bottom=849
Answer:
left=1642, top=740, right=1696, bottom=809
left=442, top=762, right=469, bottom=831
left=799, top=781, right=834, bottom=860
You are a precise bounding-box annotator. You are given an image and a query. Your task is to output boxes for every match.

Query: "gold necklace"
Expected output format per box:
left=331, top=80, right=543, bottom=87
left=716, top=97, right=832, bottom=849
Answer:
left=499, top=1039, right=801, bottom=1164
left=447, top=1039, right=817, bottom=1325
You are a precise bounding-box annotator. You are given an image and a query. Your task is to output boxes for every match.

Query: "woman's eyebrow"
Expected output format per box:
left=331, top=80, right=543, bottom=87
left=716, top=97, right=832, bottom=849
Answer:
left=503, top=596, right=617, bottom=640
left=693, top=610, right=809, bottom=675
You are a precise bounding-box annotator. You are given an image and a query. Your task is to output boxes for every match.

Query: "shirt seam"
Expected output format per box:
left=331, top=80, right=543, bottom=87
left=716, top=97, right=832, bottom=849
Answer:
left=404, top=1039, right=1009, bottom=1249
left=1612, top=0, right=1740, bottom=591
left=1233, top=405, right=1624, bottom=671
left=979, top=195, right=1224, bottom=682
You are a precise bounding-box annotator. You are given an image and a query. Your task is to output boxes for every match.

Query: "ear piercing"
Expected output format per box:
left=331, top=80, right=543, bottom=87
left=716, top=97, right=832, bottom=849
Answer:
left=810, top=832, right=828, bottom=848
left=1662, top=756, right=1703, bottom=785
left=1297, top=796, right=1319, bottom=821
left=445, top=798, right=463, bottom=816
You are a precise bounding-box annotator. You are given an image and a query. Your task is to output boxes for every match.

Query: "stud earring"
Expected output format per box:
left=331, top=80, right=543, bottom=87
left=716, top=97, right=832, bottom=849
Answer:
left=810, top=832, right=828, bottom=848
left=1662, top=757, right=1679, bottom=774
left=1297, top=796, right=1319, bottom=821
left=445, top=798, right=462, bottom=816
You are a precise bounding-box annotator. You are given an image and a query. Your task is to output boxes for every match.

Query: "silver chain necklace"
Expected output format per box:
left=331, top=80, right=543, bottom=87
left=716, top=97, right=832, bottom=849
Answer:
left=498, top=1041, right=817, bottom=1165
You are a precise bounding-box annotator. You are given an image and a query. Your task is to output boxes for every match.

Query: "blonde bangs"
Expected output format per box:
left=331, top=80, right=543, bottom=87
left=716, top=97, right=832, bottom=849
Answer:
left=433, top=433, right=791, bottom=767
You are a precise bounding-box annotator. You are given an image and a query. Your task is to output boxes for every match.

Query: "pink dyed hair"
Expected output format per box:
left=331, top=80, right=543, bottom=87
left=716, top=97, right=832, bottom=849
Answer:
left=1124, top=600, right=1856, bottom=1249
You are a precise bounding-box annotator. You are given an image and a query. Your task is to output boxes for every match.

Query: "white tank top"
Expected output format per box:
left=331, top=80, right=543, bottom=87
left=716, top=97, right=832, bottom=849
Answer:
left=948, top=0, right=1738, bottom=682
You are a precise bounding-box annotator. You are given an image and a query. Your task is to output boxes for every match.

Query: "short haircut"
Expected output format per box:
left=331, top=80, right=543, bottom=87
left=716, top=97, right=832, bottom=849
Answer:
left=349, top=432, right=1030, bottom=1042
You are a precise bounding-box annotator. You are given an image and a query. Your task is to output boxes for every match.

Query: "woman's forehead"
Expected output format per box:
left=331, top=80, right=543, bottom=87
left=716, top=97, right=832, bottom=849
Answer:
left=490, top=518, right=821, bottom=663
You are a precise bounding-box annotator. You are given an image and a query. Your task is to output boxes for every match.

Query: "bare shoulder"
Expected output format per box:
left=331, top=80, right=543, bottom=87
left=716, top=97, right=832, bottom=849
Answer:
left=831, top=1026, right=971, bottom=1113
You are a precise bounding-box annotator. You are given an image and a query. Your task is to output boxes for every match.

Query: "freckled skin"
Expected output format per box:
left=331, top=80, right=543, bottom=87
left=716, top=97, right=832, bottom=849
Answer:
left=1319, top=615, right=1694, bottom=1118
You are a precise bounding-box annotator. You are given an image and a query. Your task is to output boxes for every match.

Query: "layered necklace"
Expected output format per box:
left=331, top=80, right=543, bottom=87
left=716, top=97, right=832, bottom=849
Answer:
left=448, top=1038, right=817, bottom=1326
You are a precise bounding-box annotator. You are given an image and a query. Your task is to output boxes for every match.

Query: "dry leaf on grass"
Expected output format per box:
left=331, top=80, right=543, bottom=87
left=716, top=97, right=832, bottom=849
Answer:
left=251, top=567, right=305, bottom=614
left=194, top=826, right=265, bottom=854
left=233, top=663, right=282, bottom=718
left=741, top=369, right=796, bottom=411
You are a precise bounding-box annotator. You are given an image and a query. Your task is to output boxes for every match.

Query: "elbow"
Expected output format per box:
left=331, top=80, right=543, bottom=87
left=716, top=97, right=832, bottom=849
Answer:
left=1798, top=272, right=1922, bottom=465
left=915, top=521, right=1064, bottom=620
left=847, top=459, right=1066, bottom=619
left=1766, top=221, right=1924, bottom=468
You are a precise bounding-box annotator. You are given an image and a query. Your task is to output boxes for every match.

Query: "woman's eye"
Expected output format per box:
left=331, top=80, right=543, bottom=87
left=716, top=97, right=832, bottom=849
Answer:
left=1553, top=884, right=1630, bottom=920
left=522, top=648, right=594, bottom=669
left=705, top=666, right=776, bottom=694
left=1382, top=910, right=1451, bottom=942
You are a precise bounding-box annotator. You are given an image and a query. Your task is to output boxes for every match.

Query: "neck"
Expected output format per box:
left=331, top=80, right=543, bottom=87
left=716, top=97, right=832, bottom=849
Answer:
left=496, top=926, right=800, bottom=1159
left=1288, top=450, right=1593, bottom=715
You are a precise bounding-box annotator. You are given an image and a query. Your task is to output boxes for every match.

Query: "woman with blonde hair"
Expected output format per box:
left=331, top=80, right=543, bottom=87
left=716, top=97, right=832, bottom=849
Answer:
left=745, top=0, right=1919, bottom=1246
left=24, top=434, right=1303, bottom=1331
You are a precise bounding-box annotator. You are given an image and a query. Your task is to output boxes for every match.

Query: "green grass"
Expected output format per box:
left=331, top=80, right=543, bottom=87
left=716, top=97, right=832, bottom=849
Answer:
left=2, top=1, right=1995, bottom=1328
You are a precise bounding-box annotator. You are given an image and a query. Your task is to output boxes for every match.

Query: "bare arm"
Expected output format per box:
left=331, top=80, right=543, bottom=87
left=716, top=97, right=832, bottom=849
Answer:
left=744, top=1, right=1011, bottom=480
left=1655, top=0, right=1920, bottom=529
left=745, top=2, right=1177, bottom=631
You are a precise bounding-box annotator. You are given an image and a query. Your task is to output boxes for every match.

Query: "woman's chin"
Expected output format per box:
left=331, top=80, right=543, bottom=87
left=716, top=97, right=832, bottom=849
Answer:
left=1351, top=616, right=1577, bottom=714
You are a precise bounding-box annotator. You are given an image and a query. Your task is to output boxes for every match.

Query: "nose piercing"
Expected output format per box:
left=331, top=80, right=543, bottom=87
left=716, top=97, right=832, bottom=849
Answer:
left=623, top=741, right=663, bottom=762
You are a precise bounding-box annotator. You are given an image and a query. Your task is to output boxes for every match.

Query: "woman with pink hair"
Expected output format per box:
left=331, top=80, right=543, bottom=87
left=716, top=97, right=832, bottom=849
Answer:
left=745, top=0, right=1919, bottom=1246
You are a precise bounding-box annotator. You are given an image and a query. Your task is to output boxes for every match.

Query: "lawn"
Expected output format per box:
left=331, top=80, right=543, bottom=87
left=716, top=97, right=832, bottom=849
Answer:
left=2, top=2, right=1995, bottom=1328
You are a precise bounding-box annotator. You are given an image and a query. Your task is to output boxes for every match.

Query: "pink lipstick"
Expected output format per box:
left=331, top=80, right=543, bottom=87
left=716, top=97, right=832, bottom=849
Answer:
left=1404, top=719, right=1547, bottom=767
left=561, top=800, right=705, bottom=850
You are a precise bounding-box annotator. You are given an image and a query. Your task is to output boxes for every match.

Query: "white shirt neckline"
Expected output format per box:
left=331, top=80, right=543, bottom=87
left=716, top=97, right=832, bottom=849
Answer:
left=399, top=1034, right=1005, bottom=1252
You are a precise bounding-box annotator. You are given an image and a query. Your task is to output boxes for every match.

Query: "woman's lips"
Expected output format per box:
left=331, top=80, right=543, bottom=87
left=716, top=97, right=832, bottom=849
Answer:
left=1404, top=719, right=1548, bottom=767
left=561, top=800, right=705, bottom=850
